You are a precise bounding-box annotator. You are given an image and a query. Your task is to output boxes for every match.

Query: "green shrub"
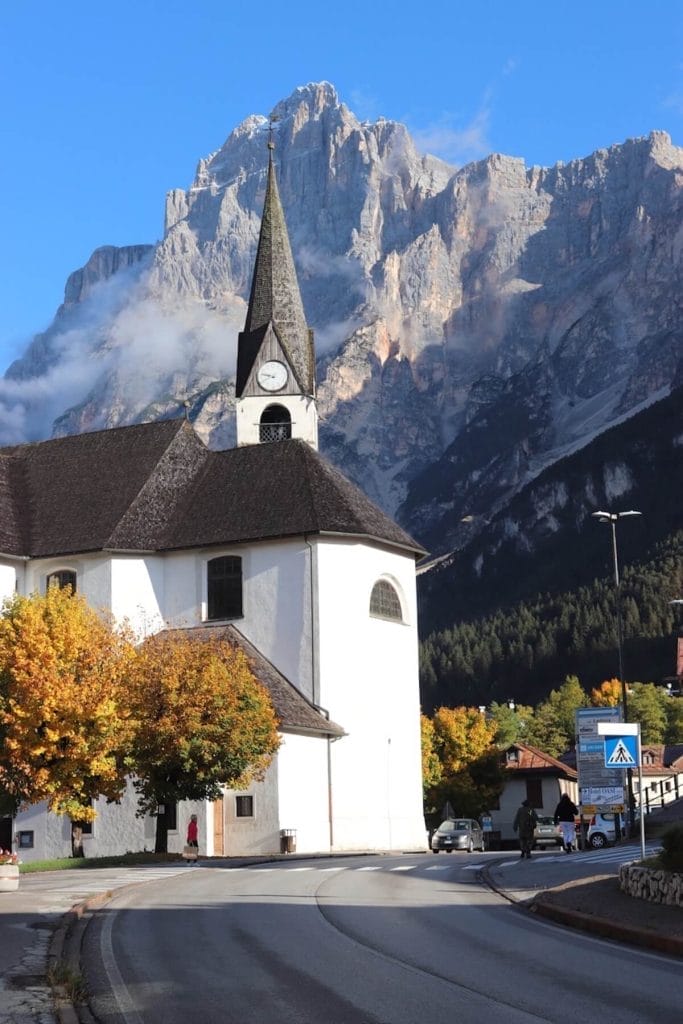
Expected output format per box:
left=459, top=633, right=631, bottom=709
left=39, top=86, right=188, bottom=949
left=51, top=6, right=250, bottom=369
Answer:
left=659, top=822, right=683, bottom=872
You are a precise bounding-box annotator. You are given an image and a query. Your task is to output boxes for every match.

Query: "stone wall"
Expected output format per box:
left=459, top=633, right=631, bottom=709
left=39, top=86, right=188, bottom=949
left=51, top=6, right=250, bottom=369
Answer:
left=619, top=864, right=682, bottom=906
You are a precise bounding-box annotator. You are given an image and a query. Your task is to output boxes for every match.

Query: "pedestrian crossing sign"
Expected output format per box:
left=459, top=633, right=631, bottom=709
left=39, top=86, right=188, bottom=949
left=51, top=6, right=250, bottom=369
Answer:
left=604, top=734, right=638, bottom=768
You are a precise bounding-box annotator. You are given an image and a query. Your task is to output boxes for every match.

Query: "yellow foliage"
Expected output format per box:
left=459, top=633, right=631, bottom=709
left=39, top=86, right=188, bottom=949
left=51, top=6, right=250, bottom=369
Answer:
left=420, top=714, right=443, bottom=790
left=591, top=678, right=622, bottom=707
left=126, top=632, right=281, bottom=811
left=0, top=588, right=135, bottom=818
left=430, top=706, right=498, bottom=775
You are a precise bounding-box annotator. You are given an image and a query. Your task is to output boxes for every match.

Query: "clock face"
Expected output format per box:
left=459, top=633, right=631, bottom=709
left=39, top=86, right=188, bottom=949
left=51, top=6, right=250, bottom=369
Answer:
left=257, top=360, right=288, bottom=392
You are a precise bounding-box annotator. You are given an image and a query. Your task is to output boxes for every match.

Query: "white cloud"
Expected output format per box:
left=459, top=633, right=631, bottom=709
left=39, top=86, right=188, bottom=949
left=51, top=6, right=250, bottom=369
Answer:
left=412, top=105, right=492, bottom=166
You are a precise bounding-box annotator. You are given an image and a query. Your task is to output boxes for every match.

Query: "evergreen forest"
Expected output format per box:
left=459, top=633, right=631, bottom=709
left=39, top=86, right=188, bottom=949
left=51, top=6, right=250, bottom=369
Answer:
left=419, top=531, right=683, bottom=711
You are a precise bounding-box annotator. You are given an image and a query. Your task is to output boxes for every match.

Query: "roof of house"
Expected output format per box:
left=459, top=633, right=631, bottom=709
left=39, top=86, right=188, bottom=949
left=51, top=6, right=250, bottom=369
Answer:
left=0, top=419, right=425, bottom=559
left=155, top=624, right=344, bottom=738
left=504, top=741, right=578, bottom=779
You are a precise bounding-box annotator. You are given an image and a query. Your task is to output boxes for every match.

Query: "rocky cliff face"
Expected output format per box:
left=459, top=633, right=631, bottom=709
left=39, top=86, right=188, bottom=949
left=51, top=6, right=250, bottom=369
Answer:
left=2, top=82, right=681, bottom=562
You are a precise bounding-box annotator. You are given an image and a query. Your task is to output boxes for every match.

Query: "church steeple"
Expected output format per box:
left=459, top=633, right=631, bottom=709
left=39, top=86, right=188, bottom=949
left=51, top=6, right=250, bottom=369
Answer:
left=235, top=140, right=318, bottom=449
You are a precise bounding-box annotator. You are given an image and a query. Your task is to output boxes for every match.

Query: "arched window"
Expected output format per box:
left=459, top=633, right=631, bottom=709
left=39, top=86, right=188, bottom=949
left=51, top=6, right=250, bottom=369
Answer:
left=369, top=580, right=403, bottom=622
left=259, top=404, right=291, bottom=443
left=46, top=569, right=77, bottom=594
left=207, top=556, right=243, bottom=620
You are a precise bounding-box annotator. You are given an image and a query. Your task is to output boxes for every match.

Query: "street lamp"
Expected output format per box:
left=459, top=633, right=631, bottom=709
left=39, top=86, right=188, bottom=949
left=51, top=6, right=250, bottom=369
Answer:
left=591, top=509, right=642, bottom=836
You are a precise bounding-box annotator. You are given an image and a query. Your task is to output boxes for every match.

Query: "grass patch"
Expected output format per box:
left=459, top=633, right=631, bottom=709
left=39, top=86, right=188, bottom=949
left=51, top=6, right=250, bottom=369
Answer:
left=47, top=962, right=88, bottom=1002
left=20, top=852, right=183, bottom=873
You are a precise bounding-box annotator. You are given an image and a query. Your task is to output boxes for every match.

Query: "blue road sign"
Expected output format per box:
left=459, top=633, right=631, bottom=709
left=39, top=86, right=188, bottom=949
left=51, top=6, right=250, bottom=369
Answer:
left=604, top=734, right=638, bottom=768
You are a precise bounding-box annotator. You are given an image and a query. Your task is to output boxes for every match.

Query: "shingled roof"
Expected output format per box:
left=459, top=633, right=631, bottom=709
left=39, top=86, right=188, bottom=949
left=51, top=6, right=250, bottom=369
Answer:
left=0, top=419, right=425, bottom=559
left=236, top=151, right=315, bottom=397
left=154, top=624, right=344, bottom=738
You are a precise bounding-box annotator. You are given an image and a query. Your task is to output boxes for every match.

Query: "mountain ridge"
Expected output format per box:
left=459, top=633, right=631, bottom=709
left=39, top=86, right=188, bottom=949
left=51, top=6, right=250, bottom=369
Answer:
left=1, top=82, right=681, bottom=639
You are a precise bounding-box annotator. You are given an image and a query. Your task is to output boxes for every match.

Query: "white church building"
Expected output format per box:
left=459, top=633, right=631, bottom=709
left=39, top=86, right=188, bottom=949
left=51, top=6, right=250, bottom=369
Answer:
left=0, top=148, right=428, bottom=861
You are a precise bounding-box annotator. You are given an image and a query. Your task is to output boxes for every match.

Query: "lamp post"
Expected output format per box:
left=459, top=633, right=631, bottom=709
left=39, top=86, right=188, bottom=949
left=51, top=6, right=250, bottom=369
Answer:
left=591, top=509, right=642, bottom=836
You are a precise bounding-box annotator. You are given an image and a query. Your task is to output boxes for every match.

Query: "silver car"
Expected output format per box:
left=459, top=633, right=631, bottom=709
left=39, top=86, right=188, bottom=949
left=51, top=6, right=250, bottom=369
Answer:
left=431, top=818, right=484, bottom=853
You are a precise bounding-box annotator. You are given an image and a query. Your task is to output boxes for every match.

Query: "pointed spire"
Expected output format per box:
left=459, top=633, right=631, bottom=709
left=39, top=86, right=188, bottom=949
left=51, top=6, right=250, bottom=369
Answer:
left=236, top=142, right=315, bottom=397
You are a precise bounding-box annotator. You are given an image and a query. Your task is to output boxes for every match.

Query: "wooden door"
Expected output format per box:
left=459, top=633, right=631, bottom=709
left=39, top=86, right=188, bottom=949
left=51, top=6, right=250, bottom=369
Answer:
left=212, top=797, right=225, bottom=856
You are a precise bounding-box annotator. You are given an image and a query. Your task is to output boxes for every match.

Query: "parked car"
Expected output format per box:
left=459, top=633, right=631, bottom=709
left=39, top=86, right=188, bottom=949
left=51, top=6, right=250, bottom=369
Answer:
left=533, top=815, right=563, bottom=849
left=431, top=818, right=484, bottom=853
left=586, top=811, right=637, bottom=848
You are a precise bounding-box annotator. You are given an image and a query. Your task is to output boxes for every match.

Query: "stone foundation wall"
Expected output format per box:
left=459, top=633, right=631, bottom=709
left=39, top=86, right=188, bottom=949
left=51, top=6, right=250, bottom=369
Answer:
left=619, top=864, right=682, bottom=906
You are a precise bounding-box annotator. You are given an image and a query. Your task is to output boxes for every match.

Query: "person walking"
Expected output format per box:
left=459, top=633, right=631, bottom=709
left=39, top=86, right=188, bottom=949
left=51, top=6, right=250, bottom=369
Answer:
left=512, top=799, right=538, bottom=859
left=185, top=814, right=199, bottom=863
left=554, top=793, right=579, bottom=853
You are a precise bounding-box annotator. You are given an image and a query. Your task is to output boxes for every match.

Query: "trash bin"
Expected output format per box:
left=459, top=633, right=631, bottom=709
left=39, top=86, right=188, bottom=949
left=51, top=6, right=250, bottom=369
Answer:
left=280, top=829, right=296, bottom=854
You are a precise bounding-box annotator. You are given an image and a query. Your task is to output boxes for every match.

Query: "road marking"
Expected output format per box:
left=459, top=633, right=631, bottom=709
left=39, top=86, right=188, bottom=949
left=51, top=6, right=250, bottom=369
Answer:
left=100, top=907, right=145, bottom=1024
left=389, top=865, right=413, bottom=871
left=357, top=866, right=381, bottom=871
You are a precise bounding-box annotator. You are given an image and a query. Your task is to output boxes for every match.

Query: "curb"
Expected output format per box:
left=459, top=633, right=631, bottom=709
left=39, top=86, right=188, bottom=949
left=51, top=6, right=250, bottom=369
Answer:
left=48, top=890, right=114, bottom=1024
left=480, top=862, right=683, bottom=959
left=529, top=898, right=683, bottom=958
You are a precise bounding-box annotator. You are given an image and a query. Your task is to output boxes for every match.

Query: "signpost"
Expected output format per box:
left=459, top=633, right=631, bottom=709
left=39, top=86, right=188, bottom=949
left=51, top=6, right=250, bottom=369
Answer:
left=598, top=722, right=646, bottom=861
left=575, top=707, right=625, bottom=814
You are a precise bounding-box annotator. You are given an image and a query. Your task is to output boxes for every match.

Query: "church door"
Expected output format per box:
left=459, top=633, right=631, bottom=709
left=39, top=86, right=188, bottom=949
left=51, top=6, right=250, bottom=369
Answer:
left=213, top=798, right=225, bottom=856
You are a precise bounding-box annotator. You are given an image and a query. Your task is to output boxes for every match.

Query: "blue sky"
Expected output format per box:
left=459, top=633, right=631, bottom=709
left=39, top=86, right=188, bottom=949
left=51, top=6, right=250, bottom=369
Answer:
left=1, top=1, right=681, bottom=371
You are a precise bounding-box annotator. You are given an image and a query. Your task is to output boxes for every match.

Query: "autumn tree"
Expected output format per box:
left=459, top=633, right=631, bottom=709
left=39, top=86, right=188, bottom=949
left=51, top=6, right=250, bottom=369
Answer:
left=431, top=706, right=497, bottom=775
left=420, top=714, right=442, bottom=792
left=0, top=588, right=134, bottom=822
left=423, top=706, right=501, bottom=826
left=590, top=679, right=622, bottom=707
left=126, top=632, right=281, bottom=852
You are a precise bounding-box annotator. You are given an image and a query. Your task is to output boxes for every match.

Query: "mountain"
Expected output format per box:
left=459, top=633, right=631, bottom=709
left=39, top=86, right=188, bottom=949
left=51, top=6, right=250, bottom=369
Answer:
left=2, top=82, right=682, bottom=639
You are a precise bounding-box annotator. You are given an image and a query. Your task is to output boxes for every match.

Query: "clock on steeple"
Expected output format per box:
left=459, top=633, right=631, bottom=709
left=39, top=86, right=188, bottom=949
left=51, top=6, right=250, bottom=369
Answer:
left=235, top=136, right=318, bottom=449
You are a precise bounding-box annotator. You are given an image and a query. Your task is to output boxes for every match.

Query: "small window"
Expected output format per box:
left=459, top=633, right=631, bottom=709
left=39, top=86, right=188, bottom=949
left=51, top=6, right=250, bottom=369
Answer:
left=259, top=405, right=291, bottom=443
left=47, top=570, right=77, bottom=594
left=369, top=580, right=403, bottom=621
left=235, top=795, right=254, bottom=818
left=18, top=830, right=34, bottom=849
left=72, top=819, right=93, bottom=836
left=207, top=556, right=243, bottom=620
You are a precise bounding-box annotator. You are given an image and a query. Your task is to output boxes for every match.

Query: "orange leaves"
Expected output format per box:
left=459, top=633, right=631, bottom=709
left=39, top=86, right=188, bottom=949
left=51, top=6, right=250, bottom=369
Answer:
left=0, top=588, right=135, bottom=818
left=590, top=678, right=622, bottom=707
left=0, top=592, right=281, bottom=828
left=125, top=631, right=280, bottom=813
left=430, top=705, right=498, bottom=776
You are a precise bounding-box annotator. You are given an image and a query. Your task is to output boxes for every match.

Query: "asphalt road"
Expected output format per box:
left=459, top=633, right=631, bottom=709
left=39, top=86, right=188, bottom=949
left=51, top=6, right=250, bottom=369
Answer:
left=81, top=852, right=681, bottom=1024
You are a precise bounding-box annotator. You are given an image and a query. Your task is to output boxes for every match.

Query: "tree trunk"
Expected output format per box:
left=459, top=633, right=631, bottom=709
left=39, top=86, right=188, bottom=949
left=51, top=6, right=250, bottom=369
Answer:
left=155, top=812, right=169, bottom=854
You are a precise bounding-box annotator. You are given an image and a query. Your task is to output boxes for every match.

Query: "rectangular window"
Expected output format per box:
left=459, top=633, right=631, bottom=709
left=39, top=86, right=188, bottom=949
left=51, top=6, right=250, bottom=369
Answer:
left=207, top=556, right=243, bottom=620
left=235, top=795, right=254, bottom=818
left=18, top=830, right=34, bottom=849
left=525, top=778, right=543, bottom=809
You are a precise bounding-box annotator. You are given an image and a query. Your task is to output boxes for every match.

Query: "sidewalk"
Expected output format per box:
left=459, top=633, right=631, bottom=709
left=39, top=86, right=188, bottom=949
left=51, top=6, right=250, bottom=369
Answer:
left=482, top=851, right=683, bottom=958
left=0, top=862, right=195, bottom=1024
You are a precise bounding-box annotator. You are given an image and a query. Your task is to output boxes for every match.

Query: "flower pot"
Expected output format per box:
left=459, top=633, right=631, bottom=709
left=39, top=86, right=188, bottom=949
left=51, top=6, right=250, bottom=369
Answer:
left=0, top=864, right=19, bottom=892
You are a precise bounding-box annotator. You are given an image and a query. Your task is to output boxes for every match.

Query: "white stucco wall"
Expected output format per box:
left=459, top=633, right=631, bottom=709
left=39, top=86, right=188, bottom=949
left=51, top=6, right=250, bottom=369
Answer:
left=314, top=539, right=427, bottom=851
left=0, top=561, right=18, bottom=605
left=276, top=732, right=331, bottom=853
left=163, top=540, right=315, bottom=700
left=110, top=556, right=165, bottom=637
left=236, top=395, right=318, bottom=448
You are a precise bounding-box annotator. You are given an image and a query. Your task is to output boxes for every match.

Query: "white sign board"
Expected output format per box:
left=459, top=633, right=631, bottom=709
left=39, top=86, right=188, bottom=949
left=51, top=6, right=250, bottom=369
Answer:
left=576, top=707, right=625, bottom=811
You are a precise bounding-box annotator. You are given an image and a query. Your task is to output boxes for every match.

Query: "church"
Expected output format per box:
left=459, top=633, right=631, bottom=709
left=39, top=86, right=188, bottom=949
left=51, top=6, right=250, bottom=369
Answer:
left=0, top=144, right=428, bottom=860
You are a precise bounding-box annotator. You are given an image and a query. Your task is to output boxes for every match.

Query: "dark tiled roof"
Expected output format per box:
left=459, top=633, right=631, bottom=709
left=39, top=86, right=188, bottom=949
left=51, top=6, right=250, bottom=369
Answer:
left=0, top=420, right=424, bottom=558
left=155, top=624, right=344, bottom=737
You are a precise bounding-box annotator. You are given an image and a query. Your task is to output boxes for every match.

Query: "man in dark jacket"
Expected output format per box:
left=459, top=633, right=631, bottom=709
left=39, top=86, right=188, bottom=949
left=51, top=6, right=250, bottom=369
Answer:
left=512, top=799, right=538, bottom=858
